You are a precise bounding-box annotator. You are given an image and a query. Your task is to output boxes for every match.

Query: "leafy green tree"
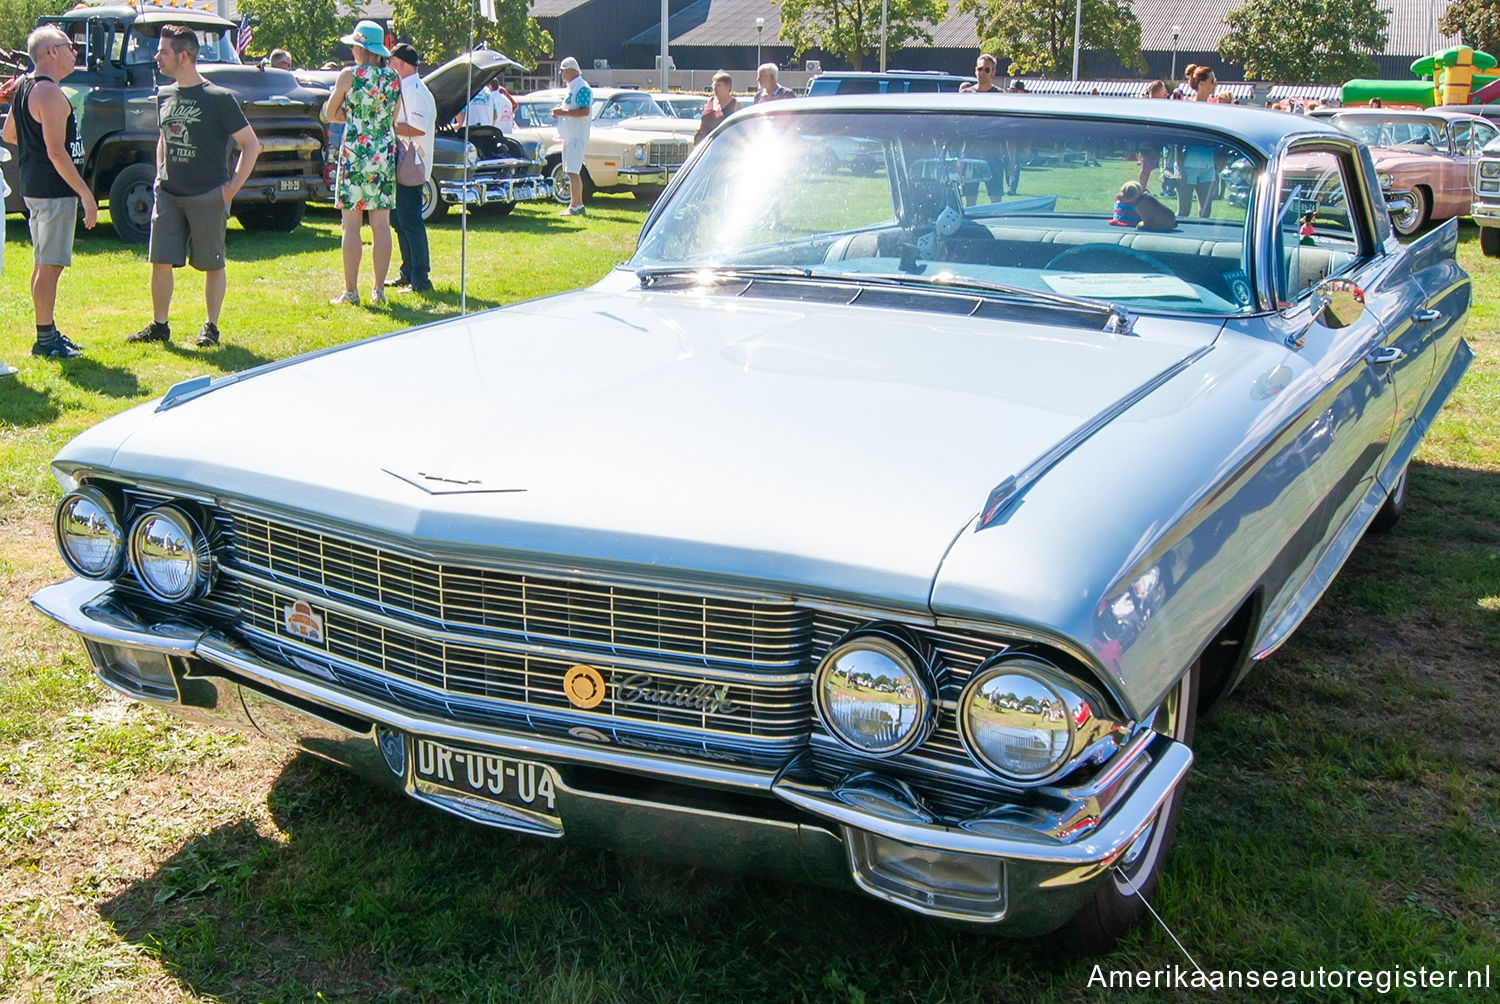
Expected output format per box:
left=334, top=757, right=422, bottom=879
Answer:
left=0, top=0, right=74, bottom=56
left=956, top=0, right=1145, bottom=78
left=390, top=0, right=552, bottom=67
left=774, top=0, right=949, bottom=72
left=236, top=0, right=340, bottom=68
left=1219, top=0, right=1389, bottom=83
left=1440, top=0, right=1500, bottom=57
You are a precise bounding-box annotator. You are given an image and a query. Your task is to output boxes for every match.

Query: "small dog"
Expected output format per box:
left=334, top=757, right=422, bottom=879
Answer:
left=1111, top=181, right=1177, bottom=232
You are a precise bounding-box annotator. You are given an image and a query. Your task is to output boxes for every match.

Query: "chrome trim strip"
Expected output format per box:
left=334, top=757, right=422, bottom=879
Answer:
left=224, top=566, right=815, bottom=685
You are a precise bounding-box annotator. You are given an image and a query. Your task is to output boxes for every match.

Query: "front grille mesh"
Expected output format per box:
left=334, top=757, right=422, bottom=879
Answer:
left=648, top=139, right=690, bottom=170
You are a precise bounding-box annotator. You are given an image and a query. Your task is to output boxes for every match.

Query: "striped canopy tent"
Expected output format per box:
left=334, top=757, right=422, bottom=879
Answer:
left=1266, top=85, right=1344, bottom=102
left=1013, top=79, right=1254, bottom=100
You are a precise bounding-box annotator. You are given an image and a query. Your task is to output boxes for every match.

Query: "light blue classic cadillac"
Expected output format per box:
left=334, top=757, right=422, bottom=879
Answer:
left=32, top=95, right=1470, bottom=953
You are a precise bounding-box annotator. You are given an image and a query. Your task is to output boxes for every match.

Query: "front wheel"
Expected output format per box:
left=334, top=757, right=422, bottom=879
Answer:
left=1480, top=226, right=1500, bottom=257
left=1055, top=661, right=1198, bottom=956
left=1389, top=186, right=1429, bottom=237
left=107, top=162, right=156, bottom=243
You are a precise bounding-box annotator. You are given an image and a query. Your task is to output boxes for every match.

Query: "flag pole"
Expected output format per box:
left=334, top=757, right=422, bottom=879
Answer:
left=461, top=0, right=475, bottom=315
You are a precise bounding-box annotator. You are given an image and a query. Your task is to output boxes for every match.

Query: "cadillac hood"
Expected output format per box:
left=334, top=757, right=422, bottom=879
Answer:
left=61, top=278, right=1216, bottom=612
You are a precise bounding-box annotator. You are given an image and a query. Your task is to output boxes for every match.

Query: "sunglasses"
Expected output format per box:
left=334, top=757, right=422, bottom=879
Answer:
left=975, top=66, right=994, bottom=73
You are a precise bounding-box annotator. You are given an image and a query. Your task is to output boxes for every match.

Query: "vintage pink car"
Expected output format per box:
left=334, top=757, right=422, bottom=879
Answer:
left=1330, top=107, right=1500, bottom=235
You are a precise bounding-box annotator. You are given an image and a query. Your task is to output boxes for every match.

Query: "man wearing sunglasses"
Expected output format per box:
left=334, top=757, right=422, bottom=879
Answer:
left=958, top=53, right=1006, bottom=205
left=1, top=26, right=97, bottom=359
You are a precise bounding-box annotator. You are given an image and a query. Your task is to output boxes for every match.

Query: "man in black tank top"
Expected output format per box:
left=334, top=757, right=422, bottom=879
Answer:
left=0, top=24, right=98, bottom=359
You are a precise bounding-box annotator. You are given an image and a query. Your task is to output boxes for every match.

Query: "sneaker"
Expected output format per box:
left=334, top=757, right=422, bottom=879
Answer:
left=1, top=361, right=18, bottom=378
left=559, top=204, right=586, bottom=217
left=389, top=277, right=413, bottom=290
left=53, top=331, right=84, bottom=352
left=330, top=290, right=359, bottom=306
left=32, top=335, right=83, bottom=358
left=126, top=321, right=170, bottom=344
left=408, top=281, right=434, bottom=293
left=195, top=322, right=220, bottom=348
left=369, top=288, right=387, bottom=305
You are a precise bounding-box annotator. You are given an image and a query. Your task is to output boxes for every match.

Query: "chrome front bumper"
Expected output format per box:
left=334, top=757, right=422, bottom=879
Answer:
left=437, top=172, right=551, bottom=206
left=31, top=577, right=1192, bottom=935
left=614, top=167, right=669, bottom=187
left=1471, top=202, right=1500, bottom=228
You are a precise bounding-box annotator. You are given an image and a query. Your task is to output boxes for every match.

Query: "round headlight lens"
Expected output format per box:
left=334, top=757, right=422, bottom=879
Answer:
left=128, top=506, right=210, bottom=602
left=1376, top=171, right=1394, bottom=190
left=815, top=633, right=934, bottom=756
left=633, top=142, right=649, bottom=162
left=959, top=662, right=1076, bottom=783
left=55, top=488, right=124, bottom=578
left=465, top=144, right=479, bottom=166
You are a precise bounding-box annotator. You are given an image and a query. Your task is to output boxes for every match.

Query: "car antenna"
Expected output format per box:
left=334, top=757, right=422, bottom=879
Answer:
left=1112, top=864, right=1214, bottom=989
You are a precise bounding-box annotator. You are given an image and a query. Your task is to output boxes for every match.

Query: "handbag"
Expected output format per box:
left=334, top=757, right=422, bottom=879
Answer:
left=395, top=105, right=426, bottom=186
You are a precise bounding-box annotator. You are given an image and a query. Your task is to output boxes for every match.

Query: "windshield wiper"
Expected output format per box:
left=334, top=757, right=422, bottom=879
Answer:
left=636, top=265, right=813, bottom=287
left=808, top=270, right=1134, bottom=334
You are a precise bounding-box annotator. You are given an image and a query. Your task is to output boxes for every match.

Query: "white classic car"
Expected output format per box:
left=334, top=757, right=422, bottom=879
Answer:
left=32, top=95, right=1470, bottom=953
left=513, top=87, right=693, bottom=203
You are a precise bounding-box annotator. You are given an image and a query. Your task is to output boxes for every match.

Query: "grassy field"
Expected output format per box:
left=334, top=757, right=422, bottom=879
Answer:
left=2, top=190, right=1498, bottom=1003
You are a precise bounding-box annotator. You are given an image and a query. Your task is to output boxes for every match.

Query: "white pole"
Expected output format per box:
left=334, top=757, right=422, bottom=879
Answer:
left=880, top=0, right=888, bottom=73
left=661, top=0, right=669, bottom=88
left=462, top=0, right=475, bottom=316
left=1071, top=0, right=1081, bottom=82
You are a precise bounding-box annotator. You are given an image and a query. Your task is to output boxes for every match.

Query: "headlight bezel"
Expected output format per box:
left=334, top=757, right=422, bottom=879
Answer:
left=127, top=504, right=214, bottom=603
left=633, top=142, right=649, bottom=163
left=814, top=628, right=938, bottom=757
left=54, top=486, right=126, bottom=579
left=957, top=655, right=1110, bottom=786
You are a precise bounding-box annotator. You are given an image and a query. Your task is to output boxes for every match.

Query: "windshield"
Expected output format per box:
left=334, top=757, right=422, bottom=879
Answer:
left=592, top=93, right=667, bottom=121
left=1331, top=114, right=1446, bottom=150
left=633, top=109, right=1261, bottom=316
left=124, top=26, right=242, bottom=65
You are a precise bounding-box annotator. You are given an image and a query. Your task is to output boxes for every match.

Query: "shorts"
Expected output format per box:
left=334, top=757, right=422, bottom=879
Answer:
left=561, top=135, right=586, bottom=175
left=1182, top=163, right=1217, bottom=186
left=25, top=197, right=78, bottom=267
left=148, top=185, right=229, bottom=271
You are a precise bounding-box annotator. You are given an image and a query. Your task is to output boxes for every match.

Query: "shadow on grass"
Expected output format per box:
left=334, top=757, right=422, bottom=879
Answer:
left=0, top=375, right=59, bottom=426
left=58, top=356, right=142, bottom=398
left=99, top=752, right=1077, bottom=1002
left=152, top=340, right=276, bottom=372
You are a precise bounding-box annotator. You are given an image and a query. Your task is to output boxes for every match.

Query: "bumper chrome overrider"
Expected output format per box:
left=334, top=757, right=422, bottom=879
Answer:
left=614, top=167, right=669, bottom=187
left=1470, top=203, right=1500, bottom=228
left=31, top=577, right=1192, bottom=935
left=438, top=173, right=551, bottom=206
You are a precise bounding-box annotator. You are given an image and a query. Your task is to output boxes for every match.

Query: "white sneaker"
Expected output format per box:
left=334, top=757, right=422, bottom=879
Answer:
left=330, top=290, right=359, bottom=306
left=370, top=288, right=386, bottom=305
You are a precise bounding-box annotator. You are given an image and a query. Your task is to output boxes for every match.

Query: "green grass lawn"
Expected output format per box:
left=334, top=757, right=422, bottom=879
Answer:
left=2, top=190, right=1498, bottom=1003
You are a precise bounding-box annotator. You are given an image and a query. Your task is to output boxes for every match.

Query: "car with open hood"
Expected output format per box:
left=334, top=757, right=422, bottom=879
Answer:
left=1328, top=106, right=1498, bottom=236
left=32, top=93, right=1470, bottom=953
left=513, top=86, right=692, bottom=203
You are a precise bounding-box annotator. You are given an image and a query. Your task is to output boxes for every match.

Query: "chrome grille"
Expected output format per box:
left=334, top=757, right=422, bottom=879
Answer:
left=231, top=513, right=812, bottom=668
left=240, top=581, right=812, bottom=741
left=648, top=139, right=690, bottom=170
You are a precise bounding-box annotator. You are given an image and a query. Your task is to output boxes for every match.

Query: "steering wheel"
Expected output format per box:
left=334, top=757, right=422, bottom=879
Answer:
left=1045, top=243, right=1174, bottom=275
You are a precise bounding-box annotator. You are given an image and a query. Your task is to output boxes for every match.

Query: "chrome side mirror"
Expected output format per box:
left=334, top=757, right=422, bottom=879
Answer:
left=1286, top=278, right=1365, bottom=349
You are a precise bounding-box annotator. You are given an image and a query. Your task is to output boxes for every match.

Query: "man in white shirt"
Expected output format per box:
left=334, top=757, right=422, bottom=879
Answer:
left=390, top=43, right=437, bottom=292
left=458, top=78, right=497, bottom=129
left=551, top=56, right=591, bottom=217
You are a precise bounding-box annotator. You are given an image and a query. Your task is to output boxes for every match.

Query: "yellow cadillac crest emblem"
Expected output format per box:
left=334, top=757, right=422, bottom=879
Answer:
left=563, top=664, right=607, bottom=709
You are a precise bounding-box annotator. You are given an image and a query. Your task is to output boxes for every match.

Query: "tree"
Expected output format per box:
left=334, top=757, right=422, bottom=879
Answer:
left=775, top=0, right=949, bottom=72
left=390, top=0, right=552, bottom=68
left=1219, top=0, right=1389, bottom=84
left=0, top=0, right=74, bottom=55
left=236, top=0, right=340, bottom=68
left=956, top=0, right=1145, bottom=78
left=1440, top=0, right=1500, bottom=57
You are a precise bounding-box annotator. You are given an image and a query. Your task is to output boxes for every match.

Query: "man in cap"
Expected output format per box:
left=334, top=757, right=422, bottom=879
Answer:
left=389, top=42, right=436, bottom=293
left=551, top=56, right=591, bottom=217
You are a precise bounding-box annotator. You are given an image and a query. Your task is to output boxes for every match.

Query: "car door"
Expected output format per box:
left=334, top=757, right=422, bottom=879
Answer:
left=1267, top=145, right=1398, bottom=563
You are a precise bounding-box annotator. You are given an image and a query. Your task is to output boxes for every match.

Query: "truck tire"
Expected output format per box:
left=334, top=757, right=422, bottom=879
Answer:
left=1481, top=226, right=1500, bottom=257
left=235, top=201, right=306, bottom=233
left=108, top=163, right=156, bottom=244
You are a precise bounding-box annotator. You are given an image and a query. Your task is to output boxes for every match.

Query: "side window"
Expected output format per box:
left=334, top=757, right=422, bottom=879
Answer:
left=1275, top=149, right=1366, bottom=302
left=1451, top=121, right=1472, bottom=156
left=1470, top=120, right=1498, bottom=154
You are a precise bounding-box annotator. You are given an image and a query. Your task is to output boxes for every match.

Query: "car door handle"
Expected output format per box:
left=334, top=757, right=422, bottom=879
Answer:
left=1412, top=308, right=1442, bottom=324
left=1367, top=346, right=1406, bottom=365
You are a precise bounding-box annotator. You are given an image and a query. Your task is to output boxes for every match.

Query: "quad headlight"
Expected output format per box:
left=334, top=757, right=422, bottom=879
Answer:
left=958, top=658, right=1088, bottom=785
left=1376, top=171, right=1394, bottom=190
left=1481, top=161, right=1500, bottom=180
left=814, top=631, right=936, bottom=756
left=633, top=142, right=649, bottom=163
left=55, top=487, right=125, bottom=579
left=127, top=505, right=212, bottom=602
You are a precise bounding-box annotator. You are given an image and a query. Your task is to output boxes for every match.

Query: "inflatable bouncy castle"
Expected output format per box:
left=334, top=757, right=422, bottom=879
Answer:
left=1342, top=45, right=1499, bottom=107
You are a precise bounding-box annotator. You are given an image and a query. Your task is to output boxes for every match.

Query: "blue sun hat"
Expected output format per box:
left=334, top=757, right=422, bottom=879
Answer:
left=341, top=20, right=390, bottom=58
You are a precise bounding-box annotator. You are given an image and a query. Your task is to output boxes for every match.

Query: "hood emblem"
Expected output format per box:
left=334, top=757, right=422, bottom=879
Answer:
left=283, top=600, right=324, bottom=644
left=563, top=664, right=607, bottom=709
left=382, top=467, right=526, bottom=495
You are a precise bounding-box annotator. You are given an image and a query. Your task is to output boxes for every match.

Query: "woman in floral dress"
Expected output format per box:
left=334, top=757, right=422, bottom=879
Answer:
left=324, top=20, right=403, bottom=305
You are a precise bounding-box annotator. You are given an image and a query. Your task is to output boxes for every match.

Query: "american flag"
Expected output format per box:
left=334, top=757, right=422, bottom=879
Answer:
left=235, top=14, right=253, bottom=55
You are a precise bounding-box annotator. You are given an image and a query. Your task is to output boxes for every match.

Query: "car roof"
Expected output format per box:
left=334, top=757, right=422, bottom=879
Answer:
left=1331, top=107, right=1487, bottom=122
left=521, top=86, right=650, bottom=102
left=741, top=93, right=1346, bottom=157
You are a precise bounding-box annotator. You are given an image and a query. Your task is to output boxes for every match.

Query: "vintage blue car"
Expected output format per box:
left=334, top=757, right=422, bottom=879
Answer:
left=32, top=95, right=1470, bottom=953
